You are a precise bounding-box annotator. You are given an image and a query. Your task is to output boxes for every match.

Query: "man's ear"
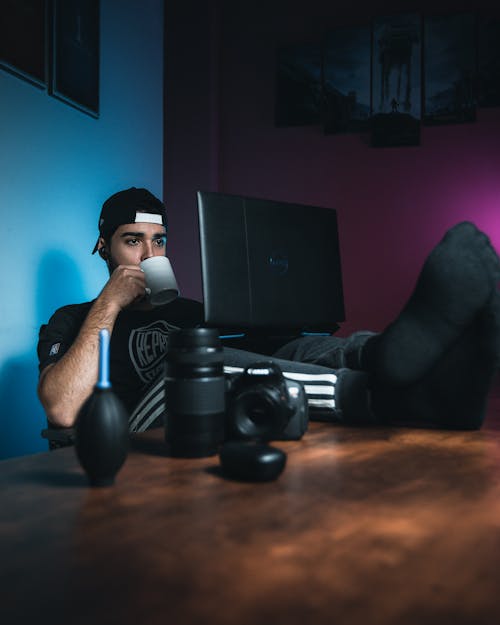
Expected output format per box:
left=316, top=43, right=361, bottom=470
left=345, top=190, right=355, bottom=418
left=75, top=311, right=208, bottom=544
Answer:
left=97, top=237, right=109, bottom=260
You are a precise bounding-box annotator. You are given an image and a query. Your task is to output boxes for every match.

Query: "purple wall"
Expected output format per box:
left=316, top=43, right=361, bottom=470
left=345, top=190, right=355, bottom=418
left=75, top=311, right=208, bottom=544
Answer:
left=164, top=1, right=500, bottom=337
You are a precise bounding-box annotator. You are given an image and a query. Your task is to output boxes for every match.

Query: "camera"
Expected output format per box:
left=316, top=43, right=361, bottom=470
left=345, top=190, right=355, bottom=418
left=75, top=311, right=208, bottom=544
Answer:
left=165, top=329, right=309, bottom=458
left=225, top=361, right=309, bottom=441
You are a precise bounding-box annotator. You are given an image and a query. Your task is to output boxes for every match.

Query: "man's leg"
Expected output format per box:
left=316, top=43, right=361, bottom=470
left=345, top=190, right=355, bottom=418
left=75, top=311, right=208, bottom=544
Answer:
left=267, top=222, right=500, bottom=429
left=361, top=222, right=500, bottom=386
left=234, top=282, right=500, bottom=430
left=371, top=290, right=500, bottom=429
left=223, top=346, right=375, bottom=424
left=129, top=376, right=166, bottom=432
left=273, top=331, right=376, bottom=370
left=127, top=345, right=375, bottom=432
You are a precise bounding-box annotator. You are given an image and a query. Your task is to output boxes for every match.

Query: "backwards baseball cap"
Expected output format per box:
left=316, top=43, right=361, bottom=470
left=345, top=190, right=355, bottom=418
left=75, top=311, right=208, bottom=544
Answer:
left=92, top=187, right=168, bottom=254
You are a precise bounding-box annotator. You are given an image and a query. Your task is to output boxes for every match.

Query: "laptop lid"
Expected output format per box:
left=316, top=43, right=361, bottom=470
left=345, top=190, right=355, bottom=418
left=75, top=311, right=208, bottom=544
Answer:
left=197, top=191, right=345, bottom=333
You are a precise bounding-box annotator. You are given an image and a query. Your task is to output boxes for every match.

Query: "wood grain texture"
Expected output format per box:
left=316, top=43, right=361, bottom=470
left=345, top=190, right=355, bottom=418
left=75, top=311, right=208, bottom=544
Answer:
left=3, top=385, right=500, bottom=625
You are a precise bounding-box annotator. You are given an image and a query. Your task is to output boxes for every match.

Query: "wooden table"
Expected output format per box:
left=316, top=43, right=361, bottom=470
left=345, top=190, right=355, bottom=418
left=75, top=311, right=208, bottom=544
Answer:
left=3, top=390, right=500, bottom=625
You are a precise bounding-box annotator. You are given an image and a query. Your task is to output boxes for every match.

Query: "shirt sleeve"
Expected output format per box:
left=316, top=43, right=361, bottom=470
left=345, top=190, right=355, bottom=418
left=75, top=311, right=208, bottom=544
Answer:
left=37, top=304, right=91, bottom=374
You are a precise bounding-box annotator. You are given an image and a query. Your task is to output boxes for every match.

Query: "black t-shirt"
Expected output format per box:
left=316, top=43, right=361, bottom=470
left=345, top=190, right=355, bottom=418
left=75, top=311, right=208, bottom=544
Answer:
left=37, top=298, right=204, bottom=414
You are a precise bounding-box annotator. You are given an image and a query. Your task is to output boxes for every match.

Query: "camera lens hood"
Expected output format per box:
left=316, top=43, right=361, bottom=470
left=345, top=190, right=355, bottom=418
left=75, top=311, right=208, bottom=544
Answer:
left=167, top=327, right=220, bottom=349
left=166, top=327, right=223, bottom=369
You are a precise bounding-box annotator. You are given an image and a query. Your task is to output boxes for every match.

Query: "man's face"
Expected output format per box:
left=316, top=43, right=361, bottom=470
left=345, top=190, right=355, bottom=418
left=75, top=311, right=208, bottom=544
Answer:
left=106, top=222, right=167, bottom=270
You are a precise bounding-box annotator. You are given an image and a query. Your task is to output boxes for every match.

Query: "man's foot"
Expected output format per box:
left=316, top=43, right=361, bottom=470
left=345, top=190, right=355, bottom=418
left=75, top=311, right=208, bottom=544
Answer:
left=362, top=222, right=500, bottom=386
left=371, top=289, right=500, bottom=429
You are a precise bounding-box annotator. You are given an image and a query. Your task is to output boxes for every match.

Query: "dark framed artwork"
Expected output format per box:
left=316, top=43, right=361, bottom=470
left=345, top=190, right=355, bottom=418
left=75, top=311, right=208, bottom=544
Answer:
left=274, top=44, right=322, bottom=127
left=478, top=14, right=500, bottom=108
left=423, top=12, right=476, bottom=125
left=322, top=26, right=371, bottom=134
left=50, top=0, right=100, bottom=117
left=0, top=0, right=47, bottom=88
left=371, top=13, right=422, bottom=147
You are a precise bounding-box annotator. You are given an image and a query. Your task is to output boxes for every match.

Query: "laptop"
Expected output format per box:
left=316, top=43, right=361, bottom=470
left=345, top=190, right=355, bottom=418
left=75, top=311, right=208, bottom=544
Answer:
left=197, top=191, right=345, bottom=334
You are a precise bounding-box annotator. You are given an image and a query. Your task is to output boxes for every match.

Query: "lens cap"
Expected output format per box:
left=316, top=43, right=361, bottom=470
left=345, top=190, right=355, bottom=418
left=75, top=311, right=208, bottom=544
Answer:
left=219, top=441, right=287, bottom=482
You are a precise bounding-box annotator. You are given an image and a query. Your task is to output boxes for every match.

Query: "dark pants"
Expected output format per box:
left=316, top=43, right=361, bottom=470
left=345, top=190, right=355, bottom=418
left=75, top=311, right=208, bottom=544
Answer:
left=222, top=331, right=376, bottom=374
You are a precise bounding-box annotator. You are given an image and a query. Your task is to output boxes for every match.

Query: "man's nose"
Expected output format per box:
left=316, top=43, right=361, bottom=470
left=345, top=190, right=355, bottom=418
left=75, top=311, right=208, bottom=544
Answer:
left=141, top=241, right=155, bottom=261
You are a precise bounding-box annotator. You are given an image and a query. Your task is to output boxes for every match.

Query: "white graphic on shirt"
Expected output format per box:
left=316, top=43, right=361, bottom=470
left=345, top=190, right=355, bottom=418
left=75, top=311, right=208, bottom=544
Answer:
left=128, top=320, right=179, bottom=383
left=49, top=342, right=61, bottom=356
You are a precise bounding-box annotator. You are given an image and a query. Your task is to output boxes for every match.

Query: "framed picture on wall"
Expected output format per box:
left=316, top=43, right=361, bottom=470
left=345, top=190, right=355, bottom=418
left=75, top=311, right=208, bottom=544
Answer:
left=322, top=25, right=371, bottom=134
left=423, top=12, right=476, bottom=125
left=50, top=0, right=100, bottom=117
left=478, top=14, right=500, bottom=108
left=0, top=0, right=47, bottom=88
left=371, top=12, right=422, bottom=147
left=274, top=43, right=322, bottom=127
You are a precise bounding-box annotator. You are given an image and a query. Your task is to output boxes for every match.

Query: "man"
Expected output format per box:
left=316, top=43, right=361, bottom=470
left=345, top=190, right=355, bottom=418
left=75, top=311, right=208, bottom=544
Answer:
left=38, top=187, right=500, bottom=435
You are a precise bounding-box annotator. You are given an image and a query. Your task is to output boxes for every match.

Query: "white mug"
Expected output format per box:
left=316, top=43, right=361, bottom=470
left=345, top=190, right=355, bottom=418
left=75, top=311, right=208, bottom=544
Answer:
left=140, top=256, right=179, bottom=306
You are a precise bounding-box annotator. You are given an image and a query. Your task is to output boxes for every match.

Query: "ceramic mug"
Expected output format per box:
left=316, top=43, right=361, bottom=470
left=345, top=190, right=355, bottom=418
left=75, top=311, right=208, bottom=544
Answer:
left=140, top=256, right=179, bottom=306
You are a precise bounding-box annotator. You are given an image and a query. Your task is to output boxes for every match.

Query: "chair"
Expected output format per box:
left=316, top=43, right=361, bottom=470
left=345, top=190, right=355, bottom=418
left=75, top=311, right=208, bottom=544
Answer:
left=41, top=423, right=76, bottom=450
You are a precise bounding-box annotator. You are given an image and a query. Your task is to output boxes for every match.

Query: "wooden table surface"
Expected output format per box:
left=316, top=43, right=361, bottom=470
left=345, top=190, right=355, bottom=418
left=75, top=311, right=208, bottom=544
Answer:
left=3, top=390, right=500, bottom=625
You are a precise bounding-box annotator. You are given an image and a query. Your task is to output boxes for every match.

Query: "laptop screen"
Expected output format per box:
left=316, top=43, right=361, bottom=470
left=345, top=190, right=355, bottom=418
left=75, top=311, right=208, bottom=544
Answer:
left=197, top=191, right=345, bottom=333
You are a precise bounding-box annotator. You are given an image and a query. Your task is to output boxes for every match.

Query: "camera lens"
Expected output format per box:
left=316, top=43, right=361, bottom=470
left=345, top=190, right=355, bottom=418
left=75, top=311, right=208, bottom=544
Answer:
left=232, top=385, right=291, bottom=440
left=165, top=327, right=225, bottom=457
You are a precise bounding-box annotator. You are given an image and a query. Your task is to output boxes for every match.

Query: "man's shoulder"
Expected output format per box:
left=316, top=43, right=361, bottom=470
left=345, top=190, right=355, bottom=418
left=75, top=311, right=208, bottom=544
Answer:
left=48, top=301, right=94, bottom=324
left=39, top=301, right=96, bottom=338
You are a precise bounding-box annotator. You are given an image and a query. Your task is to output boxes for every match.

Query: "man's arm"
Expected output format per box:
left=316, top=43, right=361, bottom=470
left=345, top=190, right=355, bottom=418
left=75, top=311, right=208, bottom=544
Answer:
left=38, top=265, right=147, bottom=428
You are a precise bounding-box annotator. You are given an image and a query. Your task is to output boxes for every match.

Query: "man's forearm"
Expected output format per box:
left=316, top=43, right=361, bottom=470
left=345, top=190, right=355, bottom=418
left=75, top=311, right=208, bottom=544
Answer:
left=38, top=298, right=120, bottom=428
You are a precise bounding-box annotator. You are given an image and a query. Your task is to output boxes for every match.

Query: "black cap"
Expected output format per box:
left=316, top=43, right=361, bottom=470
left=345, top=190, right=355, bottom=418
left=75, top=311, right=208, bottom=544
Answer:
left=92, top=187, right=168, bottom=254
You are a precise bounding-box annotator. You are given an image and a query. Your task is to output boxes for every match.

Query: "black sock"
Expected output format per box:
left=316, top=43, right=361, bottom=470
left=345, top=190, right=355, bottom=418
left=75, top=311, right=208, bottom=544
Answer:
left=362, top=222, right=500, bottom=386
left=370, top=290, right=500, bottom=429
left=333, top=369, right=376, bottom=424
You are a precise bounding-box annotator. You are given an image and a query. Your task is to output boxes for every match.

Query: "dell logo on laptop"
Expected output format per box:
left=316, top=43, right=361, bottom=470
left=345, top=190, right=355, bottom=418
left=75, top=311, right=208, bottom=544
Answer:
left=268, top=251, right=289, bottom=276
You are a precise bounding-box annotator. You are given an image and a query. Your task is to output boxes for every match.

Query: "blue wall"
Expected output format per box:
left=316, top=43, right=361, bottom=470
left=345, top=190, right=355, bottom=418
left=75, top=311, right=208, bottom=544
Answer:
left=0, top=0, right=164, bottom=459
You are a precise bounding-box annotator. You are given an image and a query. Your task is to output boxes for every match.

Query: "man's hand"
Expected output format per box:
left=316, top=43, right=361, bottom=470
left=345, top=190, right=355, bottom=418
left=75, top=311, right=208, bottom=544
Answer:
left=98, top=265, right=148, bottom=313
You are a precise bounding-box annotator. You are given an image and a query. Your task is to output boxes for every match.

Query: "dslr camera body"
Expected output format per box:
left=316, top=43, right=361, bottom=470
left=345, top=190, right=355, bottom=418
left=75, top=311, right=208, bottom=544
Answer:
left=225, top=361, right=309, bottom=441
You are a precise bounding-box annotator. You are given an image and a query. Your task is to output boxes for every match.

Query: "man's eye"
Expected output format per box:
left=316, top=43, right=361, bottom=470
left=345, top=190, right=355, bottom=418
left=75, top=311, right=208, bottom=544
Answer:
left=154, top=237, right=167, bottom=247
left=126, top=239, right=140, bottom=246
